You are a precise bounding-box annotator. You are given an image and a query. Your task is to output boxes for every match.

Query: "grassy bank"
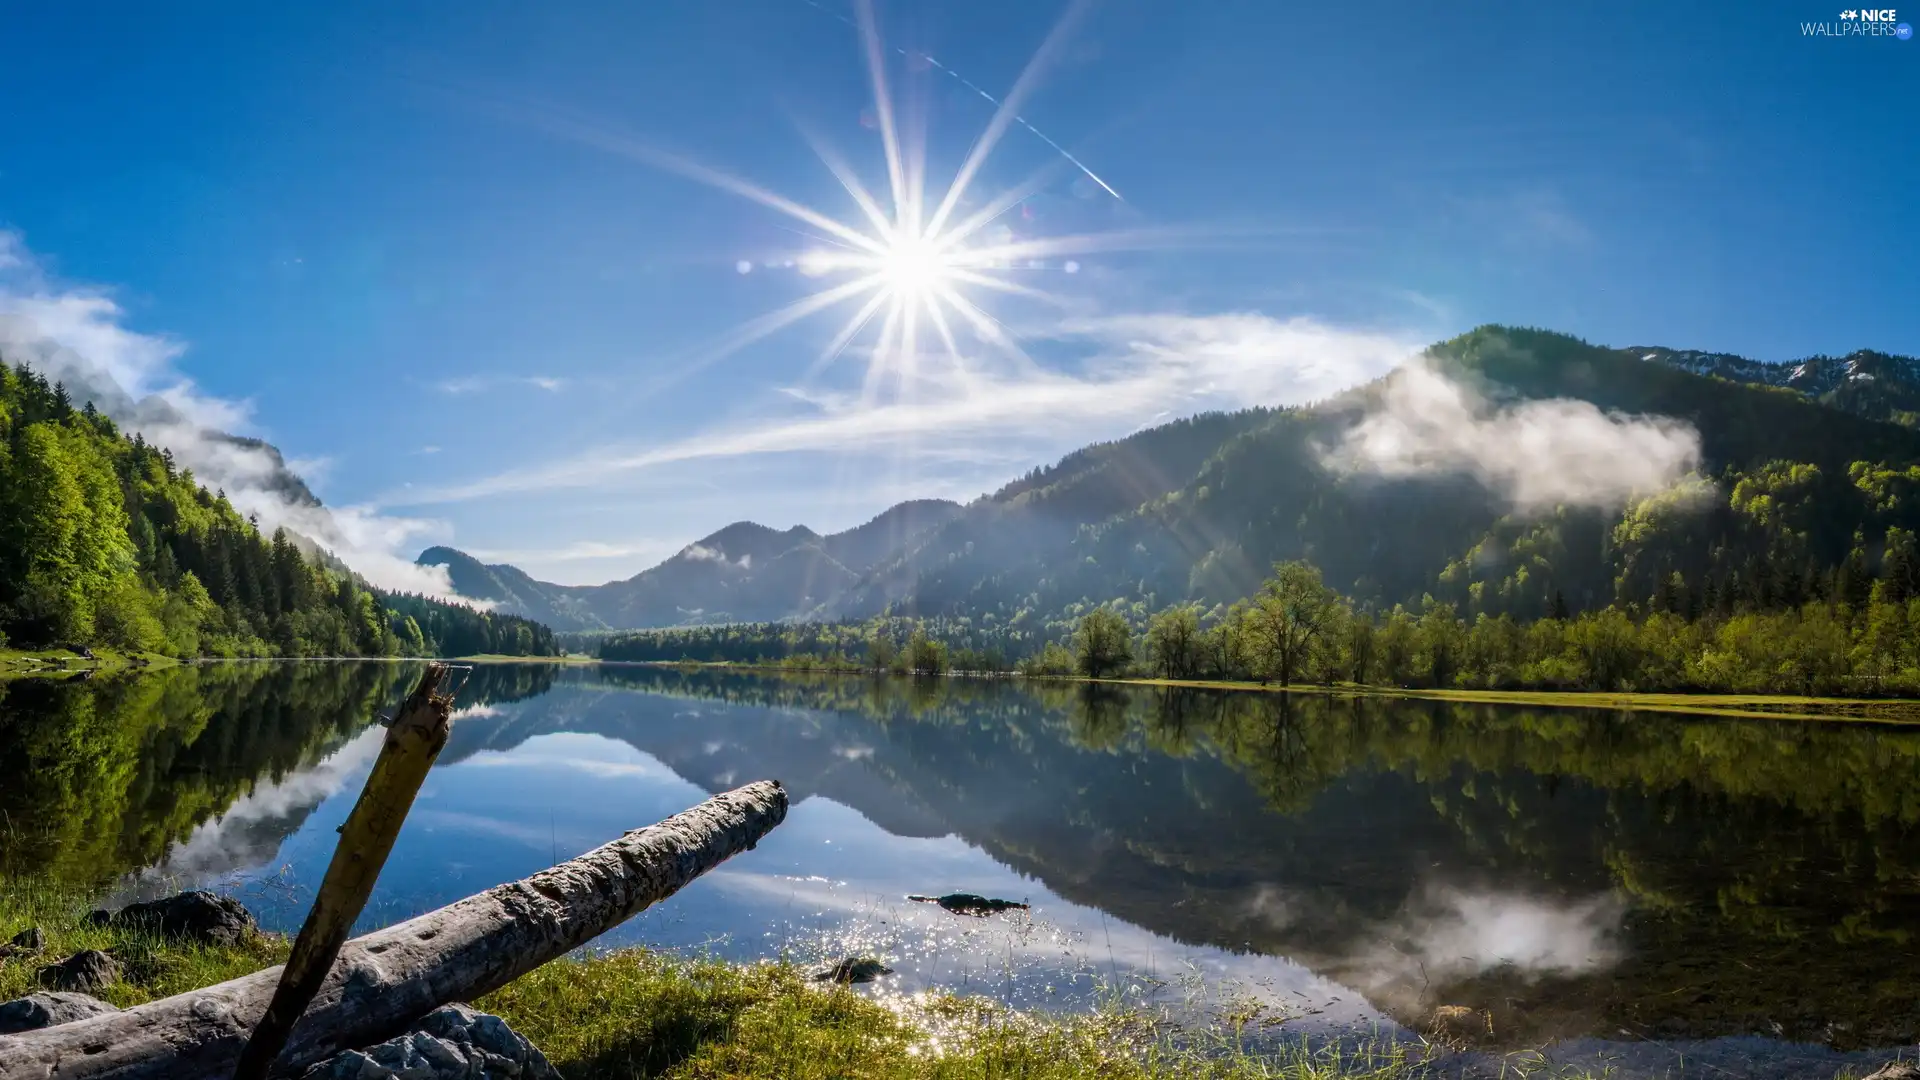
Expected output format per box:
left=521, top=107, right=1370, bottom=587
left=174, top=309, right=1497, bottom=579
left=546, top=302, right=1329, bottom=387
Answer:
left=0, top=884, right=1434, bottom=1079
left=9, top=885, right=1914, bottom=1078
left=0, top=646, right=179, bottom=680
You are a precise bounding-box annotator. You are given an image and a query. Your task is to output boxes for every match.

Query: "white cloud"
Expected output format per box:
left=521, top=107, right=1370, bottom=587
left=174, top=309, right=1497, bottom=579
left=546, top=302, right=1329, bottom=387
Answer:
left=390, top=313, right=1423, bottom=506
left=0, top=230, right=473, bottom=601
left=433, top=374, right=568, bottom=395
left=1323, top=355, right=1702, bottom=511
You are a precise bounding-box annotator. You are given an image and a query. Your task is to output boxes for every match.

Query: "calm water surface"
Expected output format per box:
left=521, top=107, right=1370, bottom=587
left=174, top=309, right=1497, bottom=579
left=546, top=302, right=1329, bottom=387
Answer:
left=5, top=660, right=1920, bottom=1076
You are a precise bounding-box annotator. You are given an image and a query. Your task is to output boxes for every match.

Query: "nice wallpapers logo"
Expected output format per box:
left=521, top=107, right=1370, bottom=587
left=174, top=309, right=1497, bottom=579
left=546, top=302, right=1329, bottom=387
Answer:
left=1802, top=8, right=1913, bottom=36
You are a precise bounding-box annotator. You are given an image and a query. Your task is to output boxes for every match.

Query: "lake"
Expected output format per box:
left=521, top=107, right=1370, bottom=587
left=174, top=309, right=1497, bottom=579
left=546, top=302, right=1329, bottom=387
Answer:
left=4, top=661, right=1920, bottom=1076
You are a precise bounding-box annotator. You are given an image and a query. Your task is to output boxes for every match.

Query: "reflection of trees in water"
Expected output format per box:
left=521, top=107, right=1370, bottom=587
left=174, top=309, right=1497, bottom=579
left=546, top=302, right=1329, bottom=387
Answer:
left=0, top=663, right=416, bottom=887
left=15, top=661, right=1920, bottom=1047
left=580, top=667, right=1920, bottom=1048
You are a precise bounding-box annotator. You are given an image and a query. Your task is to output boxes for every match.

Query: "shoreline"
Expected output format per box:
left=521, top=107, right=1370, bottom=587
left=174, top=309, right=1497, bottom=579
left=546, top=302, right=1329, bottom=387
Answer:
left=601, top=659, right=1920, bottom=725
left=11, top=650, right=1919, bottom=724
left=2, top=884, right=1911, bottom=1080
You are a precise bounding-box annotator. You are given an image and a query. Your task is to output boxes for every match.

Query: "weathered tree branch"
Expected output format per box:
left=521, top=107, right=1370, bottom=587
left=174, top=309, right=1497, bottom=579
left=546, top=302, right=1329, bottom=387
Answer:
left=237, top=662, right=456, bottom=1080
left=0, top=780, right=788, bottom=1080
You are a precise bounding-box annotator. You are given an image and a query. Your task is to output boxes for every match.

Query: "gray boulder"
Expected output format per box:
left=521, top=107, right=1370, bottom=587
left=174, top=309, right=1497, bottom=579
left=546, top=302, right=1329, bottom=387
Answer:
left=300, top=1004, right=557, bottom=1080
left=37, top=950, right=118, bottom=994
left=0, top=992, right=121, bottom=1034
left=90, top=890, right=257, bottom=946
left=0, top=926, right=45, bottom=959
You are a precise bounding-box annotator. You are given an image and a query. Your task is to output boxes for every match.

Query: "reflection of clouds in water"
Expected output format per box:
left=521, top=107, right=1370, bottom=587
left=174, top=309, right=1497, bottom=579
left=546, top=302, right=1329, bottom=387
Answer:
left=409, top=808, right=570, bottom=850
left=834, top=745, right=876, bottom=761
left=1338, top=885, right=1625, bottom=1011
left=458, top=751, right=668, bottom=781
left=451, top=703, right=503, bottom=720
left=1242, top=885, right=1299, bottom=932
left=1407, top=888, right=1624, bottom=981
left=133, top=725, right=386, bottom=889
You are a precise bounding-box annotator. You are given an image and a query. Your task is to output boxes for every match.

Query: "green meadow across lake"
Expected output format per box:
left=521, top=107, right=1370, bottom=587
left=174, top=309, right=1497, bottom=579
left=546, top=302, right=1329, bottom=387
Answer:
left=5, top=661, right=1920, bottom=1077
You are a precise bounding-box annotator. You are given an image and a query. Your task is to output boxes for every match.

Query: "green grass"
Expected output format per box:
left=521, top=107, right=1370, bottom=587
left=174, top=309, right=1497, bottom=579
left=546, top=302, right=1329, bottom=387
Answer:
left=0, top=880, right=286, bottom=1007
left=5, top=882, right=1899, bottom=1078
left=480, top=950, right=1454, bottom=1080
left=0, top=882, right=1454, bottom=1079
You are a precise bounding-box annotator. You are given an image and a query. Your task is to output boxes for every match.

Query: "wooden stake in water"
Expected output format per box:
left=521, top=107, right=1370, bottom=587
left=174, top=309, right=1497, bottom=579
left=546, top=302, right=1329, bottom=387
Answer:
left=232, top=662, right=458, bottom=1080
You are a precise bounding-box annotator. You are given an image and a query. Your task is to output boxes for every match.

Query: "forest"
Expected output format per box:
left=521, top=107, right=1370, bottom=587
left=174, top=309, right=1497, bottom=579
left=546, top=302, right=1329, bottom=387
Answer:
left=0, top=360, right=557, bottom=658
left=599, top=545, right=1920, bottom=698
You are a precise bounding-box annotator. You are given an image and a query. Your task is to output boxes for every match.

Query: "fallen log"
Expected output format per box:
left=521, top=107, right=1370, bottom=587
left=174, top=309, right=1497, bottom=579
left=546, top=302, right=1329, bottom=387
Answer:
left=0, top=780, right=787, bottom=1080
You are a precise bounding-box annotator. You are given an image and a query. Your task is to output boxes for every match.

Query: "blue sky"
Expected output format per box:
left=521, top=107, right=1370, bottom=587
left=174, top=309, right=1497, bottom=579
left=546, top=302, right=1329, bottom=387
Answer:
left=1, top=0, right=1914, bottom=587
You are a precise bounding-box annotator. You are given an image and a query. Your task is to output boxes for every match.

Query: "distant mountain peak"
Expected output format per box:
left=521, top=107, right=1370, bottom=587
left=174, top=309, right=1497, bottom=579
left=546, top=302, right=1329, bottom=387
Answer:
left=415, top=498, right=964, bottom=631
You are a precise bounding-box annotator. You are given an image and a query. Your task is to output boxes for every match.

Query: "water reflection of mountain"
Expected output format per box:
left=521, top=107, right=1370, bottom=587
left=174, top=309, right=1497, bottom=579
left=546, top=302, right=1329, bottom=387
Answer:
left=11, top=663, right=1920, bottom=1052
left=444, top=668, right=1920, bottom=1050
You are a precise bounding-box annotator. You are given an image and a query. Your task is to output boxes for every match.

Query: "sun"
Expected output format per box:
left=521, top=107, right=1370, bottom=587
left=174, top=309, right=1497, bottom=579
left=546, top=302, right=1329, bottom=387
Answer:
left=874, top=235, right=953, bottom=301
left=572, top=0, right=1133, bottom=403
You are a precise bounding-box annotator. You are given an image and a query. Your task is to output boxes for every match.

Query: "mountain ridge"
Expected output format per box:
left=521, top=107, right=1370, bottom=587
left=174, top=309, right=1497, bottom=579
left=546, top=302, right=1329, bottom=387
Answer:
left=418, top=498, right=966, bottom=630
left=426, top=327, right=1920, bottom=631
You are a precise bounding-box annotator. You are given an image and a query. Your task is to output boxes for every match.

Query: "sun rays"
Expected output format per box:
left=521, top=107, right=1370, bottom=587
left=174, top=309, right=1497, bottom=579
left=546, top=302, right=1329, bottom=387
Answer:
left=612, top=0, right=1126, bottom=403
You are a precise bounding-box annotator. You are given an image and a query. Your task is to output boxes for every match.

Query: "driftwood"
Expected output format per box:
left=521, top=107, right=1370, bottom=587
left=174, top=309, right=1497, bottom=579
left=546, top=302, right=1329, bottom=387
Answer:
left=0, top=780, right=787, bottom=1080
left=236, top=663, right=457, bottom=1080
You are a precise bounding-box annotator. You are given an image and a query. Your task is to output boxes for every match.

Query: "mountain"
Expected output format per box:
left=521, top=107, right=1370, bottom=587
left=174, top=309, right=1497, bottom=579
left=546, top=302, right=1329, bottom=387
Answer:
left=440, top=326, right=1920, bottom=633
left=819, top=327, right=1920, bottom=622
left=417, top=499, right=965, bottom=630
left=1633, top=345, right=1920, bottom=428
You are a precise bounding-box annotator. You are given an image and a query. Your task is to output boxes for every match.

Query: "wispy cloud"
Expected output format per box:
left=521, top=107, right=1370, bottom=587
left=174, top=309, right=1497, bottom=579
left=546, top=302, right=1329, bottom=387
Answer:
left=0, top=230, right=471, bottom=601
left=432, top=374, right=568, bottom=395
left=389, top=313, right=1424, bottom=506
left=1323, top=354, right=1701, bottom=511
left=464, top=539, right=679, bottom=565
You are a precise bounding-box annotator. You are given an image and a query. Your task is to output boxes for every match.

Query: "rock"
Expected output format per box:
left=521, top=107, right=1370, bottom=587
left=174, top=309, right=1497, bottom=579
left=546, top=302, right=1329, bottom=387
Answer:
left=37, top=950, right=118, bottom=993
left=0, top=927, right=46, bottom=960
left=299, top=1003, right=558, bottom=1080
left=811, top=957, right=894, bottom=984
left=99, top=890, right=257, bottom=946
left=1863, top=1064, right=1920, bottom=1080
left=907, top=893, right=1028, bottom=917
left=1427, top=1004, right=1490, bottom=1040
left=0, top=992, right=121, bottom=1034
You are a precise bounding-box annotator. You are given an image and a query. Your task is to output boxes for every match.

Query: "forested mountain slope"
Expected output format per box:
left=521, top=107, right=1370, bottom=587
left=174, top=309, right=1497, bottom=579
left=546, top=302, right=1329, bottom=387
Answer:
left=824, top=326, right=1920, bottom=623
left=0, top=359, right=557, bottom=657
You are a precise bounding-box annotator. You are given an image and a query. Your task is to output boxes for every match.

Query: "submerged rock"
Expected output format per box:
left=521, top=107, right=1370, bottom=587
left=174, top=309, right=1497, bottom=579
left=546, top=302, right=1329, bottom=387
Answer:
left=300, top=1003, right=557, bottom=1080
left=811, top=957, right=894, bottom=984
left=90, top=890, right=257, bottom=946
left=37, top=950, right=118, bottom=994
left=907, top=893, right=1029, bottom=917
left=1427, top=1004, right=1491, bottom=1041
left=0, top=992, right=121, bottom=1034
